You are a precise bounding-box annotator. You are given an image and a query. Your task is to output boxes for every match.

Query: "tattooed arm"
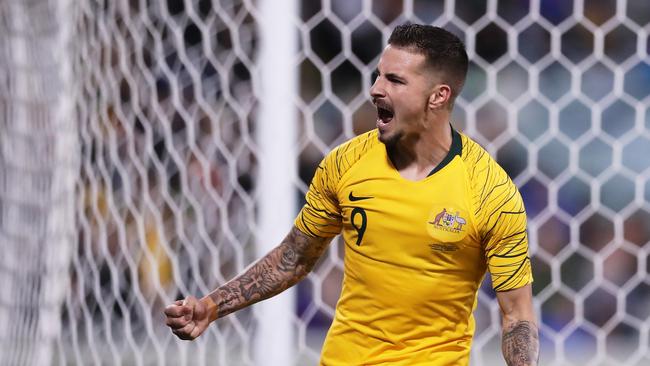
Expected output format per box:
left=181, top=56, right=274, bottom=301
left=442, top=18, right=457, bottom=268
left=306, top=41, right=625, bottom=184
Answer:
left=164, top=226, right=331, bottom=340
left=496, top=284, right=539, bottom=366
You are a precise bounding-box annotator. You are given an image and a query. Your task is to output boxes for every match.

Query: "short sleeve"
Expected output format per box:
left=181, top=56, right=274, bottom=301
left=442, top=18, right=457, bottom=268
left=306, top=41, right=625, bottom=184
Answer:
left=294, top=152, right=343, bottom=238
left=479, top=164, right=533, bottom=292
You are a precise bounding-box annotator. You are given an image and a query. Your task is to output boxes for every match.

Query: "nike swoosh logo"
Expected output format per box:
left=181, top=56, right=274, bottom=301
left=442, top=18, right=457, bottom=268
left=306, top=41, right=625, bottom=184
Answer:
left=349, top=192, right=373, bottom=201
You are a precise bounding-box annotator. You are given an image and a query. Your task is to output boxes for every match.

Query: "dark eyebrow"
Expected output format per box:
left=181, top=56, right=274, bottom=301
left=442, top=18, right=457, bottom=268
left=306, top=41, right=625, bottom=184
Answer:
left=385, top=72, right=406, bottom=83
left=374, top=69, right=406, bottom=83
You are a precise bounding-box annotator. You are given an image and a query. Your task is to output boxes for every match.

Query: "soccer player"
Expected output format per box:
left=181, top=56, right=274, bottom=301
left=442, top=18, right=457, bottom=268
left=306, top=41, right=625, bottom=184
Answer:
left=164, top=24, right=539, bottom=365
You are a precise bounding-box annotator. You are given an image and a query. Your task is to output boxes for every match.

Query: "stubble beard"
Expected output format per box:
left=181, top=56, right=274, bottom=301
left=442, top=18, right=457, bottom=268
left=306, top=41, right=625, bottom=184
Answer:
left=378, top=129, right=403, bottom=147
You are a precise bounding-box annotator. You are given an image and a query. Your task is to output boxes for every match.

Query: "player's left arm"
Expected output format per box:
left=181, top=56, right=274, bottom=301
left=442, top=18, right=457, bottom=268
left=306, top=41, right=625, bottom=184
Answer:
left=496, top=284, right=539, bottom=366
left=478, top=160, right=539, bottom=365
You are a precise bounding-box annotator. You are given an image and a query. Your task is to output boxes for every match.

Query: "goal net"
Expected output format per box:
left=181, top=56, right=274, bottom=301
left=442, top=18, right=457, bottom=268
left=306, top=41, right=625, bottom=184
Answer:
left=1, top=0, right=649, bottom=365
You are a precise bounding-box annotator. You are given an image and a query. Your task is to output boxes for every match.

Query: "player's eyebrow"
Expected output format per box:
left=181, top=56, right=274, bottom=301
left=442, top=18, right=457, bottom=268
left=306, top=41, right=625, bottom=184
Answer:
left=373, top=68, right=407, bottom=83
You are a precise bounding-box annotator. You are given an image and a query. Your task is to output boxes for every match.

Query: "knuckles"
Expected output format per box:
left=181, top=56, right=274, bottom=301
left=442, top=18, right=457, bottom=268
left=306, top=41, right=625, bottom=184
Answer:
left=172, top=329, right=194, bottom=340
left=165, top=299, right=204, bottom=341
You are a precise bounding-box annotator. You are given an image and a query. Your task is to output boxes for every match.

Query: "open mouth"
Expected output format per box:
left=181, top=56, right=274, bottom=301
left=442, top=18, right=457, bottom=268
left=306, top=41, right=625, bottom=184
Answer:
left=376, top=102, right=394, bottom=125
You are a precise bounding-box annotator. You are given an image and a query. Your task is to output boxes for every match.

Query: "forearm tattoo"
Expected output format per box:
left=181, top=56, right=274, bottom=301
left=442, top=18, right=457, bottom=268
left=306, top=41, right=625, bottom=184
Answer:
left=502, top=320, right=539, bottom=366
left=210, top=227, right=330, bottom=318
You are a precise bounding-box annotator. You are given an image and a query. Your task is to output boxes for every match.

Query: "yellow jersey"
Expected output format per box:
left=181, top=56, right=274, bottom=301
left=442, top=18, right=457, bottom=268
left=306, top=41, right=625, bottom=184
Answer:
left=295, top=128, right=532, bottom=365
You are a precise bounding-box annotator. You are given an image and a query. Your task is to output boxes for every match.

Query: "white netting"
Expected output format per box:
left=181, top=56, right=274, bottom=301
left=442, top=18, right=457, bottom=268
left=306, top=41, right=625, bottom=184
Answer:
left=0, top=0, right=76, bottom=364
left=66, top=0, right=260, bottom=364
left=1, top=0, right=650, bottom=365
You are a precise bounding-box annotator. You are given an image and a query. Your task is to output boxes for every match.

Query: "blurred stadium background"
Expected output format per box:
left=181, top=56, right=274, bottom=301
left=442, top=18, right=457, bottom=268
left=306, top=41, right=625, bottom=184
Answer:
left=1, top=0, right=650, bottom=365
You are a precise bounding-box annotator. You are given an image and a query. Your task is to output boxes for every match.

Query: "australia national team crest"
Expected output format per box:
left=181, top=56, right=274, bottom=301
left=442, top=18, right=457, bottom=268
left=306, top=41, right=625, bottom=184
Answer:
left=426, top=206, right=469, bottom=242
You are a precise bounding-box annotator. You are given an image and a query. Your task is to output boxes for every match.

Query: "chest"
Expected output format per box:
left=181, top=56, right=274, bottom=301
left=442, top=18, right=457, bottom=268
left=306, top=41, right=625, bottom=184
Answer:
left=338, top=167, right=482, bottom=271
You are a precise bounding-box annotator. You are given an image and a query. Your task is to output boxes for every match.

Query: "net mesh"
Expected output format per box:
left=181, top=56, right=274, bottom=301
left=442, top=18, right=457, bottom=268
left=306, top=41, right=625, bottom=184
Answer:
left=0, top=0, right=76, bottom=364
left=0, top=0, right=649, bottom=365
left=66, top=0, right=259, bottom=364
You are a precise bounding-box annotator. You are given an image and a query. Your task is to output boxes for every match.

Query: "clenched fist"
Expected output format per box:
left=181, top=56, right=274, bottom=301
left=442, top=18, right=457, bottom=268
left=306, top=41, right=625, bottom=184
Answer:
left=164, top=296, right=217, bottom=340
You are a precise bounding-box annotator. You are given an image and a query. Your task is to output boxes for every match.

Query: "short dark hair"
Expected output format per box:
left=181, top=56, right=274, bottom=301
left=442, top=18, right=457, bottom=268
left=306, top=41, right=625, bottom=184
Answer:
left=388, top=24, right=469, bottom=104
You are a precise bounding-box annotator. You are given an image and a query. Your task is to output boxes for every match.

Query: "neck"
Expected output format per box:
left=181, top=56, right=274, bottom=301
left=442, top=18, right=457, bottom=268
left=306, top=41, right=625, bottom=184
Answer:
left=387, top=116, right=453, bottom=179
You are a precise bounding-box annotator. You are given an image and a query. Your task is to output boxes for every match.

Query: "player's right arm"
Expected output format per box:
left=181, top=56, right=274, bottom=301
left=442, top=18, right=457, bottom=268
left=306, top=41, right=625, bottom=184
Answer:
left=166, top=145, right=347, bottom=340
left=164, top=225, right=332, bottom=340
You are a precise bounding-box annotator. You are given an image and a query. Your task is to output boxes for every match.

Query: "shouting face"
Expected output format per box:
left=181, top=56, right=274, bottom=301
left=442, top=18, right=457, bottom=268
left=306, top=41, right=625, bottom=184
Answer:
left=370, top=45, right=447, bottom=146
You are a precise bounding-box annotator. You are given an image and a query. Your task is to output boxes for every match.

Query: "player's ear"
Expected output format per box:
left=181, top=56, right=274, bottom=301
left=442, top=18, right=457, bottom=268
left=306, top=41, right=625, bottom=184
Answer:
left=428, top=84, right=452, bottom=110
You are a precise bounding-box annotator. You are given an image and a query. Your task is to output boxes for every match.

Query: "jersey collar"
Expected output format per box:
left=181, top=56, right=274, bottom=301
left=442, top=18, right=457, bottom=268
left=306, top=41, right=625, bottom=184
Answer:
left=427, top=126, right=462, bottom=177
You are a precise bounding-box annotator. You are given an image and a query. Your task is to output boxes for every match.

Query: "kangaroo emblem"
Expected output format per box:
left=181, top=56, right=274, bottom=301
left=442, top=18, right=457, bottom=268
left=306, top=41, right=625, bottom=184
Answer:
left=430, top=208, right=466, bottom=233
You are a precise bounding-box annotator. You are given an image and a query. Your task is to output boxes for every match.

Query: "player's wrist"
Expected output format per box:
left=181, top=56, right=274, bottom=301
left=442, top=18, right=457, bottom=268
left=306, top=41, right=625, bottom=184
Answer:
left=200, top=295, right=219, bottom=322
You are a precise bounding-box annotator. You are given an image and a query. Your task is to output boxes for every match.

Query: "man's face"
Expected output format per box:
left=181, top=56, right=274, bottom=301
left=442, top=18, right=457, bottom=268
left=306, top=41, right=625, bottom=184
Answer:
left=370, top=45, right=436, bottom=146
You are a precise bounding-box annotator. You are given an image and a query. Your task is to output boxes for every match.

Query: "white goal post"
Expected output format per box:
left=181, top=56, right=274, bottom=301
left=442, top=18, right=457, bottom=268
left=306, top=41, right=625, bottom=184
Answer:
left=0, top=0, right=77, bottom=365
left=0, top=1, right=649, bottom=366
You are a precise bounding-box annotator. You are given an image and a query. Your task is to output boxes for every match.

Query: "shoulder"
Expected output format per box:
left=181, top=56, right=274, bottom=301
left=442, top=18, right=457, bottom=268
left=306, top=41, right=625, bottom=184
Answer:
left=458, top=132, right=511, bottom=187
left=319, top=129, right=380, bottom=179
left=459, top=133, right=493, bottom=174
left=458, top=133, right=524, bottom=223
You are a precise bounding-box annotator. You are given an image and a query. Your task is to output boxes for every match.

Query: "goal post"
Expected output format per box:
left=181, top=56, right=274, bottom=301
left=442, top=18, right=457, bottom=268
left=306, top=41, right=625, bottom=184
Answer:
left=254, top=0, right=298, bottom=365
left=0, top=0, right=77, bottom=364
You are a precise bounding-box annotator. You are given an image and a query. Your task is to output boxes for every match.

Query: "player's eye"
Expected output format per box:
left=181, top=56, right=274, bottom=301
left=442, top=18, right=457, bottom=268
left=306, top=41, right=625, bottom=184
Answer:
left=387, top=76, right=404, bottom=84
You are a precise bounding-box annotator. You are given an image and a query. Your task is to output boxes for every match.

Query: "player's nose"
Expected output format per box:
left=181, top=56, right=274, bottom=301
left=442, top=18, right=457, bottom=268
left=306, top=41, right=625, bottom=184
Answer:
left=370, top=76, right=386, bottom=100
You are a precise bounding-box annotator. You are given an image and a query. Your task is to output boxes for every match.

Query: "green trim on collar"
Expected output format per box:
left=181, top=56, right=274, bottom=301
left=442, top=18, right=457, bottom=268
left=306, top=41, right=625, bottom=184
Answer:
left=428, top=127, right=462, bottom=177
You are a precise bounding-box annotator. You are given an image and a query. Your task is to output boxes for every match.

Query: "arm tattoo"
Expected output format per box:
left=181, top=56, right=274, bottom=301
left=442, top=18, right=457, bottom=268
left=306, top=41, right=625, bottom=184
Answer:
left=502, top=320, right=539, bottom=366
left=210, top=226, right=330, bottom=318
